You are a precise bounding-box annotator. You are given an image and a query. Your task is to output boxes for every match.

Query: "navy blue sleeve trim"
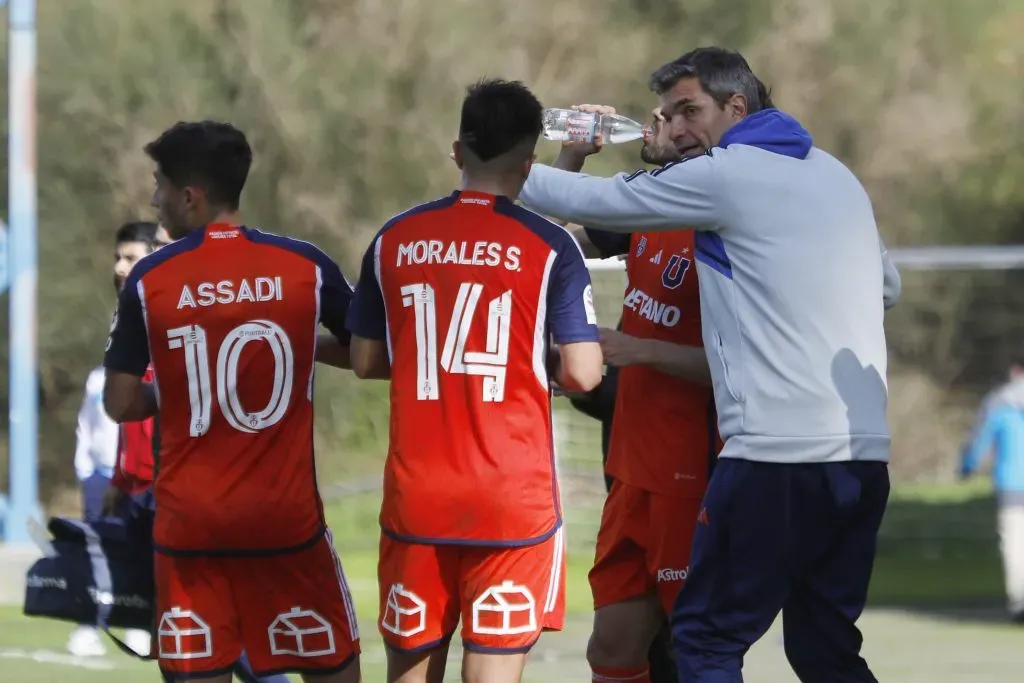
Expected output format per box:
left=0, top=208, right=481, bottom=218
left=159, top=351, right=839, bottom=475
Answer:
left=546, top=244, right=601, bottom=345
left=345, top=236, right=387, bottom=341
left=103, top=273, right=151, bottom=377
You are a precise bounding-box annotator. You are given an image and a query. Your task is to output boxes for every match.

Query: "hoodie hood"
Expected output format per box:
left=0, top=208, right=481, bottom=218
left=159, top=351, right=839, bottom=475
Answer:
left=719, top=108, right=813, bottom=160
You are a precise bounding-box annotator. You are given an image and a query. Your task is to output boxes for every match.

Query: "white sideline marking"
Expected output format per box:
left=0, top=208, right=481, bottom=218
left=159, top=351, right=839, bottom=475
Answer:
left=0, top=646, right=120, bottom=670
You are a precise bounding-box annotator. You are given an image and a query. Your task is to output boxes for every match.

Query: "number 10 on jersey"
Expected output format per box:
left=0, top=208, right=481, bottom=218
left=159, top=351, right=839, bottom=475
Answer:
left=401, top=282, right=512, bottom=403
left=167, top=321, right=294, bottom=437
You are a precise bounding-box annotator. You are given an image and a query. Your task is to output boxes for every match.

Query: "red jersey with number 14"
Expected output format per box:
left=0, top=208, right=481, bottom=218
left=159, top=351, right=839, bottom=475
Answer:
left=346, top=191, right=599, bottom=547
left=104, top=224, right=353, bottom=555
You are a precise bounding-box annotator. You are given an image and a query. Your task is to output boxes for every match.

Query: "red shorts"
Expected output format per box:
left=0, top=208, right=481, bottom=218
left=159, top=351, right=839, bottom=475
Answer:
left=154, top=532, right=360, bottom=678
left=377, top=528, right=566, bottom=653
left=590, top=480, right=703, bottom=614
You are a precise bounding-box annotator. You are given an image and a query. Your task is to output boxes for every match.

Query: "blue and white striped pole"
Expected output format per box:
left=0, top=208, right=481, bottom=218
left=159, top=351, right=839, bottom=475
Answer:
left=6, top=0, right=39, bottom=543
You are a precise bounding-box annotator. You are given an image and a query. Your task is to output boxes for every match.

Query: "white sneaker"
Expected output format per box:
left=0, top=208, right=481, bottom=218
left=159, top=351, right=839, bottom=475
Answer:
left=124, top=628, right=152, bottom=657
left=66, top=625, right=107, bottom=657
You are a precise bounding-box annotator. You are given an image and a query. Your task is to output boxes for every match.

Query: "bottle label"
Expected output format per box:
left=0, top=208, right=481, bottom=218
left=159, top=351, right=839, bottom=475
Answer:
left=565, top=112, right=598, bottom=143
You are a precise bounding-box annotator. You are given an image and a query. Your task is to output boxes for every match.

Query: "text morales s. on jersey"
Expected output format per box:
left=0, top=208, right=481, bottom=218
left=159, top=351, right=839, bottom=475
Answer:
left=397, top=239, right=521, bottom=271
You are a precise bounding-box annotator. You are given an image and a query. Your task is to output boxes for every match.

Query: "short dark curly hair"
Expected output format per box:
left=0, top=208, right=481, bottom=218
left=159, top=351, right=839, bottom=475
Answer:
left=459, top=78, right=543, bottom=167
left=144, top=120, right=252, bottom=210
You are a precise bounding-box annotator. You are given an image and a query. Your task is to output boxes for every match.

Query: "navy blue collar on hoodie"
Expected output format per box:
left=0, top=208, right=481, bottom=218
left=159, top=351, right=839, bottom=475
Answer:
left=718, top=108, right=813, bottom=160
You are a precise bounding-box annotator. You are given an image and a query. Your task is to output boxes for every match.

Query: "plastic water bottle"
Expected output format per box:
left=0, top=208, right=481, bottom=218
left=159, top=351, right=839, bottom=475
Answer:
left=542, top=108, right=650, bottom=144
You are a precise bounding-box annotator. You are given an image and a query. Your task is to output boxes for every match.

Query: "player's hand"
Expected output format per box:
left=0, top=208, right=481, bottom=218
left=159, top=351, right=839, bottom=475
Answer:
left=599, top=327, right=642, bottom=368
left=641, top=107, right=682, bottom=166
left=553, top=104, right=617, bottom=172
left=101, top=484, right=127, bottom=517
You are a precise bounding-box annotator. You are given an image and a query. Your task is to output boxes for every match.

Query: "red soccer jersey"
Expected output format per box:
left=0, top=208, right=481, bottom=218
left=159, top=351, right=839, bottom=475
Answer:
left=346, top=191, right=599, bottom=546
left=589, top=229, right=720, bottom=497
left=104, top=224, right=352, bottom=555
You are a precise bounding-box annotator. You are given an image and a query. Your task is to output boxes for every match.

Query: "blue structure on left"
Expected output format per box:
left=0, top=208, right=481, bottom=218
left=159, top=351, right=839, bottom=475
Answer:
left=5, top=0, right=40, bottom=543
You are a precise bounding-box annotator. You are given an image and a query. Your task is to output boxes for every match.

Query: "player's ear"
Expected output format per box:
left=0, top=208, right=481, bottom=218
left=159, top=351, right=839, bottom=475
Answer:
left=521, top=153, right=536, bottom=180
left=450, top=140, right=464, bottom=170
left=182, top=186, right=206, bottom=221
left=726, top=92, right=749, bottom=121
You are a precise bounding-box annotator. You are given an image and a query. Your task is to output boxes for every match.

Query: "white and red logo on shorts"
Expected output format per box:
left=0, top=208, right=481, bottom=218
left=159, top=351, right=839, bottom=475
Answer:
left=471, top=581, right=537, bottom=635
left=268, top=607, right=336, bottom=658
left=381, top=584, right=427, bottom=637
left=158, top=607, right=212, bottom=660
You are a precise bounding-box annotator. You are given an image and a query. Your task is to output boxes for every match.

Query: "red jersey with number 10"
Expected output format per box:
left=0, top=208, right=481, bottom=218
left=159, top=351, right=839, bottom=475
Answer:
left=346, top=191, right=599, bottom=547
left=103, top=224, right=353, bottom=555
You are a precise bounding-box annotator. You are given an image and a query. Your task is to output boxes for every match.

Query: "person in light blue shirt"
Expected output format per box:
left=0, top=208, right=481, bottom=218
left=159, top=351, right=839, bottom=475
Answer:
left=521, top=47, right=900, bottom=683
left=960, top=357, right=1024, bottom=622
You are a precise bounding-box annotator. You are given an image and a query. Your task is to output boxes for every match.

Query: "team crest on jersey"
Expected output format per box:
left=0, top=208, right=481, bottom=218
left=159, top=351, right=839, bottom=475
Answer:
left=661, top=252, right=692, bottom=290
left=635, top=236, right=648, bottom=257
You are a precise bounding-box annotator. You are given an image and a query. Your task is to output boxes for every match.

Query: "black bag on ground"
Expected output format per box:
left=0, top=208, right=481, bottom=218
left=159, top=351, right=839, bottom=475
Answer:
left=23, top=516, right=155, bottom=632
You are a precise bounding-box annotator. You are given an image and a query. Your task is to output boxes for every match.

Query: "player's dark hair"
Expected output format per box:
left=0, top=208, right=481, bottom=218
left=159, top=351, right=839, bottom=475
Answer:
left=144, top=121, right=252, bottom=210
left=650, top=47, right=774, bottom=114
left=459, top=78, right=543, bottom=169
left=114, top=221, right=162, bottom=249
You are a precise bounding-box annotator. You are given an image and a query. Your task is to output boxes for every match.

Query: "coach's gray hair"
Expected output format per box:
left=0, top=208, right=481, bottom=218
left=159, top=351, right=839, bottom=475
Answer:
left=649, top=47, right=774, bottom=114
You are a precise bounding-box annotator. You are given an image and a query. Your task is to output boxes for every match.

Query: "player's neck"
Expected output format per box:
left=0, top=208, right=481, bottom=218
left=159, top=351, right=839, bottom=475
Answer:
left=207, top=209, right=240, bottom=227
left=182, top=209, right=241, bottom=235
left=188, top=209, right=239, bottom=231
left=460, top=175, right=521, bottom=202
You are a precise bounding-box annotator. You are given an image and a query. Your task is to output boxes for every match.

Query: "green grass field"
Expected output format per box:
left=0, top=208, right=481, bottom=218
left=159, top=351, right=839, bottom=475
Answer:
left=1, top=481, right=1021, bottom=682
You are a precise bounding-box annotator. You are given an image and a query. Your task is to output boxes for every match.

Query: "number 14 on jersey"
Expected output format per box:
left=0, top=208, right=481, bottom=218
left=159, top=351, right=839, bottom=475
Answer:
left=401, top=282, right=512, bottom=403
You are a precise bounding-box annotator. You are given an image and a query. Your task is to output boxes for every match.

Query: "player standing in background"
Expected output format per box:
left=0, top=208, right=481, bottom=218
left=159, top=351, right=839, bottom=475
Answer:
left=101, top=221, right=170, bottom=516
left=103, top=120, right=361, bottom=683
left=345, top=79, right=603, bottom=683
left=545, top=105, right=720, bottom=683
left=66, top=220, right=168, bottom=660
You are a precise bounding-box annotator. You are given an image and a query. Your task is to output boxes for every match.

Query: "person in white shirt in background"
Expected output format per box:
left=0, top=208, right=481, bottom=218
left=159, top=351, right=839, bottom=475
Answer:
left=66, top=221, right=170, bottom=659
left=74, top=367, right=120, bottom=522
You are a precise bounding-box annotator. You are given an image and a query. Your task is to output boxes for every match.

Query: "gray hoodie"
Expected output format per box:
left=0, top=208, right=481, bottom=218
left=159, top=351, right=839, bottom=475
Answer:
left=521, top=110, right=898, bottom=465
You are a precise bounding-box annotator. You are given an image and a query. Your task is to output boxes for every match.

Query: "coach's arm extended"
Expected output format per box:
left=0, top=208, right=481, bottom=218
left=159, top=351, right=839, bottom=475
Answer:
left=522, top=159, right=901, bottom=311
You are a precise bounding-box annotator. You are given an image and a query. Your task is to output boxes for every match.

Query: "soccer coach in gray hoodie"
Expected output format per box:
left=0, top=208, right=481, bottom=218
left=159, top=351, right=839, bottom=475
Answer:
left=521, top=48, right=901, bottom=683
